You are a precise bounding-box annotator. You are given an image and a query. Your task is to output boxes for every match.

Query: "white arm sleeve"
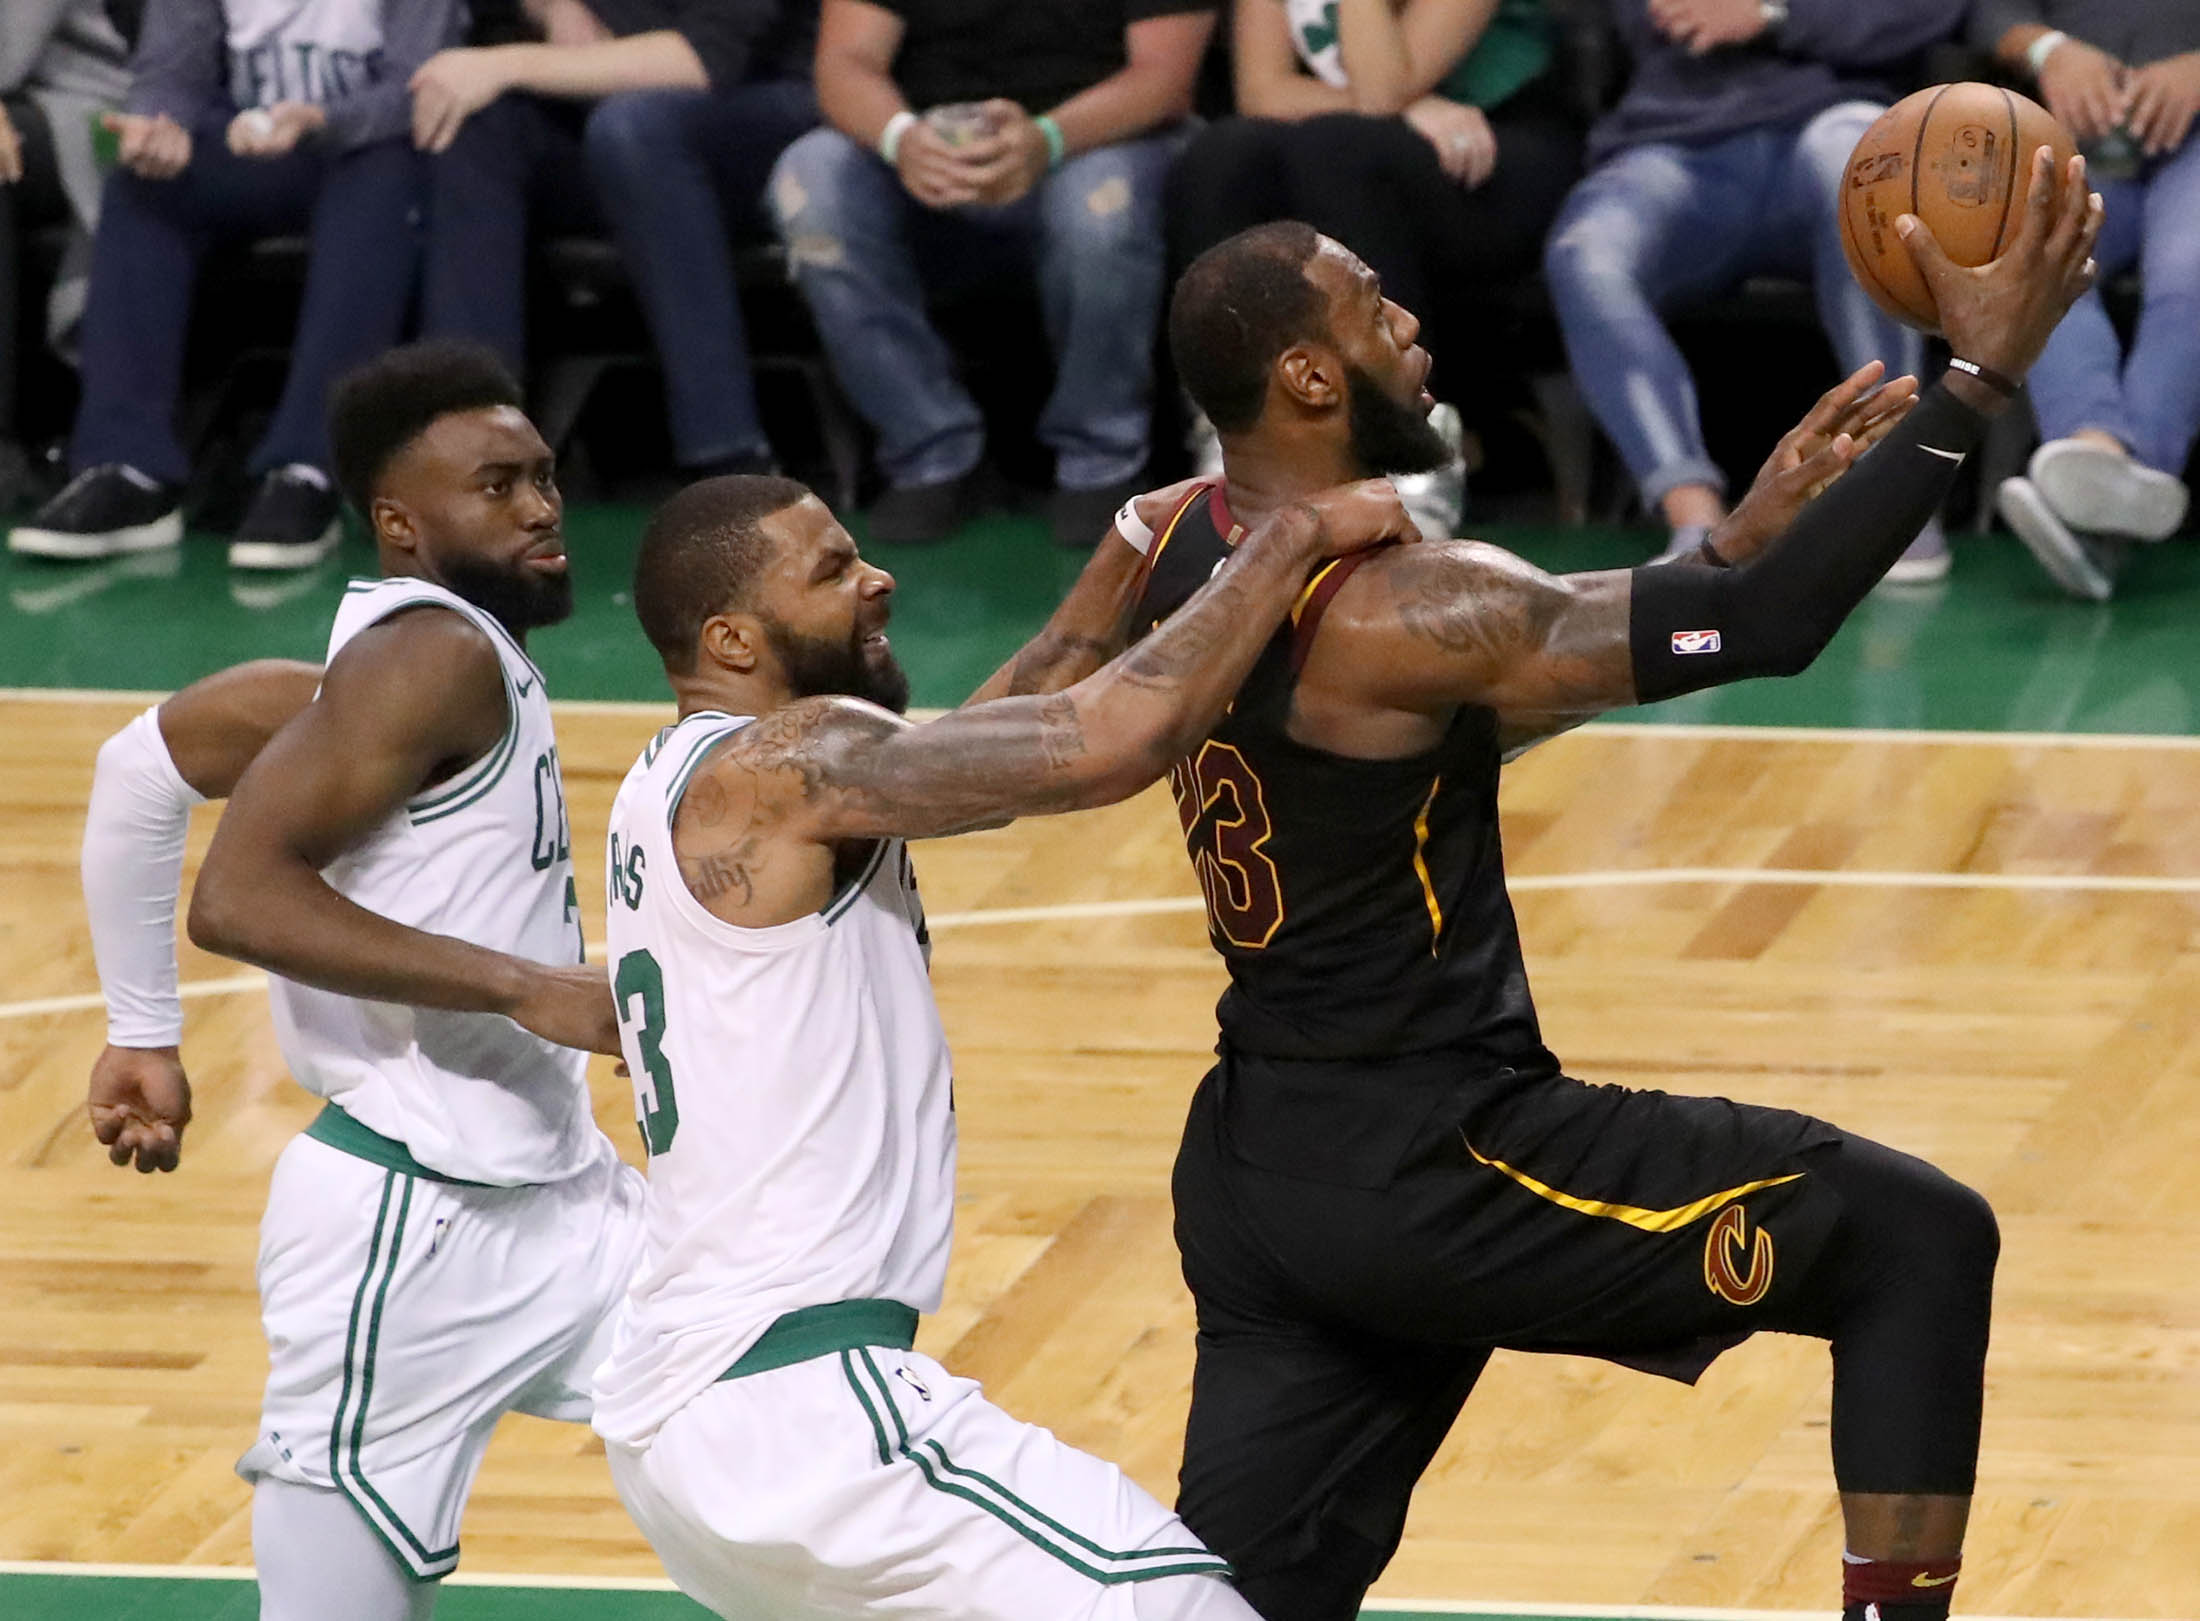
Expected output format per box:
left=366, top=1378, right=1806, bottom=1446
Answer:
left=82, top=707, right=206, bottom=1048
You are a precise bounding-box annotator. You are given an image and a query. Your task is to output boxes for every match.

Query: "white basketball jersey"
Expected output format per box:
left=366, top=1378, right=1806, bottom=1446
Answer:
left=265, top=577, right=607, bottom=1187
left=591, top=710, right=956, bottom=1450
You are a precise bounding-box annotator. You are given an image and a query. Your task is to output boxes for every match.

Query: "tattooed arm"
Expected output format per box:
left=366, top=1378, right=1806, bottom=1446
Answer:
left=963, top=478, right=1208, bottom=705
left=673, top=481, right=1415, bottom=926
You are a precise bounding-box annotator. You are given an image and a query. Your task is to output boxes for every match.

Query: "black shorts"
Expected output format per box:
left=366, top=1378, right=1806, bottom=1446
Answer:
left=1171, top=1048, right=1853, bottom=1582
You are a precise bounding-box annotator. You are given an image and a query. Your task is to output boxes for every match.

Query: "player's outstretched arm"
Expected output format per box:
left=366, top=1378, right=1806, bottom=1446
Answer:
left=187, top=611, right=619, bottom=1055
left=1336, top=149, right=2100, bottom=752
left=741, top=481, right=1414, bottom=843
left=964, top=478, right=1208, bottom=706
left=83, top=659, right=323, bottom=1173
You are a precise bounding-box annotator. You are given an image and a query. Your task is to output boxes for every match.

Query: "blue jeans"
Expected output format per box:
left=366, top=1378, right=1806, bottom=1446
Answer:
left=1543, top=102, right=1923, bottom=509
left=2025, top=132, right=2200, bottom=476
left=770, top=124, right=1186, bottom=491
left=584, top=83, right=819, bottom=466
left=71, top=125, right=422, bottom=482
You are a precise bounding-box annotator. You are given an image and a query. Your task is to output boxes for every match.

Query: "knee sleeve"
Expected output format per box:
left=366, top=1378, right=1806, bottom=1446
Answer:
left=1785, top=1137, right=1999, bottom=1495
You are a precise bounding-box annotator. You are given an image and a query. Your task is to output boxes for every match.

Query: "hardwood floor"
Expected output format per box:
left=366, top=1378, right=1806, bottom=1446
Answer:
left=3, top=694, right=2195, bottom=1614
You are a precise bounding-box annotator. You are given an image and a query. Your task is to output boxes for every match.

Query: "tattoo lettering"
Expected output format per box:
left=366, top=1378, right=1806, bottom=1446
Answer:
left=681, top=851, right=755, bottom=907
left=1037, top=693, right=1087, bottom=770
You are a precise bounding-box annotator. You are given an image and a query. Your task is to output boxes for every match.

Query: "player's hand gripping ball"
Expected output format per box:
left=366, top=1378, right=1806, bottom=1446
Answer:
left=1838, top=82, right=2078, bottom=333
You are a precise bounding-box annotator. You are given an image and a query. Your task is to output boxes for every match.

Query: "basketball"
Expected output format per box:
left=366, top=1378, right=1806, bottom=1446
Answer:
left=1837, top=82, right=2076, bottom=332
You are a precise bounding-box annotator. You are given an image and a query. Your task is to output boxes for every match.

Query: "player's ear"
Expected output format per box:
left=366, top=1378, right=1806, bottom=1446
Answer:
left=1277, top=342, right=1342, bottom=412
left=697, top=612, right=764, bottom=677
left=370, top=496, right=417, bottom=555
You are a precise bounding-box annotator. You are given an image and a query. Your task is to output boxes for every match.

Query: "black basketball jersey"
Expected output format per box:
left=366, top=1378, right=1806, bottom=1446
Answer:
left=1134, top=483, right=1555, bottom=1070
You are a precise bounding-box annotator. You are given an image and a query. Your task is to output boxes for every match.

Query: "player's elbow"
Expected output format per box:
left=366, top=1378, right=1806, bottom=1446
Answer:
left=185, top=862, right=258, bottom=959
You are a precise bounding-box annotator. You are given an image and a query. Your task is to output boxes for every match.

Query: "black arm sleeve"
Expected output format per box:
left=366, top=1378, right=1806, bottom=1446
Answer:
left=1628, top=384, right=1991, bottom=703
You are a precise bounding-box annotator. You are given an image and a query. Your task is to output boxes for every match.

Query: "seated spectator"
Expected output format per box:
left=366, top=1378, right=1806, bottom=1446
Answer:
left=414, top=0, right=819, bottom=483
left=773, top=0, right=1216, bottom=547
left=1166, top=0, right=1580, bottom=531
left=7, top=0, right=446, bottom=568
left=1541, top=0, right=1962, bottom=578
left=1986, top=1, right=2200, bottom=601
left=1, top=0, right=132, bottom=511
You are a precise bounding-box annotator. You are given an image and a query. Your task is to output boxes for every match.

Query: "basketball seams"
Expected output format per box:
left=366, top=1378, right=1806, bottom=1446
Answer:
left=1990, top=85, right=2021, bottom=258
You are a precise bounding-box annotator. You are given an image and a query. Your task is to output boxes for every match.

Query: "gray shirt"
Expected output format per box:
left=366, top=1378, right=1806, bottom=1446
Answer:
left=1968, top=0, right=2200, bottom=69
left=125, top=0, right=459, bottom=148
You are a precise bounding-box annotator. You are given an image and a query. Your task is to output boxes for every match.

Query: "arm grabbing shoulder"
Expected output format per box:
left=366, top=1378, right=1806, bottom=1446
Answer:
left=964, top=476, right=1208, bottom=705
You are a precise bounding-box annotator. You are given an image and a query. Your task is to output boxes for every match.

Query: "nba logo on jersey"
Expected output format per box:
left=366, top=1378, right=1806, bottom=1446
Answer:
left=1672, top=629, right=1722, bottom=655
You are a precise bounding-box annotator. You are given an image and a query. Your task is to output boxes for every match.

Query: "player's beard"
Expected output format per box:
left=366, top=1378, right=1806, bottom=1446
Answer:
left=442, top=554, right=575, bottom=635
left=769, top=619, right=912, bottom=715
left=1343, top=364, right=1450, bottom=478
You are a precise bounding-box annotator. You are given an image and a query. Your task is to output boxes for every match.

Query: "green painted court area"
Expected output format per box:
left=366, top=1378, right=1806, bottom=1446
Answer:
left=0, top=1570, right=1607, bottom=1621
left=4, top=509, right=2198, bottom=733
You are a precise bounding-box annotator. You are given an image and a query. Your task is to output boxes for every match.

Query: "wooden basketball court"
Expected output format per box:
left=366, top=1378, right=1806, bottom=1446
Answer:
left=3, top=690, right=2196, bottom=1616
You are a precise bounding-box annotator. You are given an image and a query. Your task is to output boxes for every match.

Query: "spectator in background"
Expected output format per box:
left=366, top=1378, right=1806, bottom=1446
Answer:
left=413, top=0, right=819, bottom=483
left=773, top=0, right=1216, bottom=547
left=1, top=0, right=132, bottom=511
left=6, top=0, right=446, bottom=569
left=1165, top=0, right=1579, bottom=535
left=1985, top=1, right=2200, bottom=601
left=1542, top=0, right=1963, bottom=578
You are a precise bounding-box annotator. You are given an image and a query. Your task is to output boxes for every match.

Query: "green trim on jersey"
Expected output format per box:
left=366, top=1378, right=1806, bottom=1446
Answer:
left=823, top=841, right=890, bottom=925
left=663, top=720, right=745, bottom=829
left=329, top=1173, right=460, bottom=1581
left=839, top=1349, right=1233, bottom=1586
left=305, top=1103, right=496, bottom=1188
left=716, top=1299, right=920, bottom=1382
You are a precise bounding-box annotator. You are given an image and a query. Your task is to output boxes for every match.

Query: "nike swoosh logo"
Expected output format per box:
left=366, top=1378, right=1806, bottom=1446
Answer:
left=1918, top=445, right=1968, bottom=464
left=514, top=675, right=536, bottom=696
left=1911, top=1572, right=1960, bottom=1589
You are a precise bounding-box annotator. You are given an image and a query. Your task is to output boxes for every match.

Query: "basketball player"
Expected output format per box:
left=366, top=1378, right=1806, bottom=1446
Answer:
left=594, top=470, right=1412, bottom=1619
left=79, top=341, right=644, bottom=1621
left=978, top=154, right=2103, bottom=1621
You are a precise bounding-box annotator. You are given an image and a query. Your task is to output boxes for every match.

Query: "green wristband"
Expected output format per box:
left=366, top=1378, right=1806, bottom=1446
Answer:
left=1035, top=114, right=1066, bottom=170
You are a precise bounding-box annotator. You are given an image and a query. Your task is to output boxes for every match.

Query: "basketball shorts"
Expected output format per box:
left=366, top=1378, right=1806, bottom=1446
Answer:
left=1171, top=1050, right=1853, bottom=1581
left=237, top=1123, right=646, bottom=1579
left=608, top=1338, right=1240, bottom=1620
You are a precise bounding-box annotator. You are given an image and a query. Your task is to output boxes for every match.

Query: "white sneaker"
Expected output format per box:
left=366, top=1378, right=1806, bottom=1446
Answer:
left=1999, top=476, right=2116, bottom=601
left=1186, top=408, right=1223, bottom=479
left=1394, top=403, right=1466, bottom=539
left=1879, top=518, right=1951, bottom=586
left=2029, top=437, right=2188, bottom=541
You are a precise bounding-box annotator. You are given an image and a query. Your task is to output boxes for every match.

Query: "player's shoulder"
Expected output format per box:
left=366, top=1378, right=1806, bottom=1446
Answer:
left=1327, top=536, right=1535, bottom=621
left=1127, top=476, right=1213, bottom=534
left=713, top=696, right=911, bottom=779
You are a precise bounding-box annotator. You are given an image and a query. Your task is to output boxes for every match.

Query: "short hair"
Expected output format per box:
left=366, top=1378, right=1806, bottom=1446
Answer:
left=328, top=341, right=526, bottom=513
left=1168, top=222, right=1330, bottom=434
left=633, top=474, right=815, bottom=673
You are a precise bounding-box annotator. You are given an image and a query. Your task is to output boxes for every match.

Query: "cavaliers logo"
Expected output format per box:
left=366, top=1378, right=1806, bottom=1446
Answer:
left=1703, top=1203, right=1775, bottom=1306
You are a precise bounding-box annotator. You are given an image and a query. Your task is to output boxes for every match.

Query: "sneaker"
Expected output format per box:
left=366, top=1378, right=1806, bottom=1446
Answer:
left=2028, top=437, right=2188, bottom=541
left=1880, top=518, right=1951, bottom=586
left=1049, top=477, right=1144, bottom=551
left=1393, top=403, right=1467, bottom=539
left=1186, top=408, right=1224, bottom=479
left=7, top=464, right=183, bottom=560
left=1999, top=475, right=2117, bottom=601
left=229, top=465, right=343, bottom=570
left=864, top=470, right=978, bottom=545
left=1654, top=522, right=1716, bottom=565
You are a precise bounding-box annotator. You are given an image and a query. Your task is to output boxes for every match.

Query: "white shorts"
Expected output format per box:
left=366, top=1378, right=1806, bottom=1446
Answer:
left=608, top=1343, right=1237, bottom=1619
left=238, top=1130, right=645, bottom=1578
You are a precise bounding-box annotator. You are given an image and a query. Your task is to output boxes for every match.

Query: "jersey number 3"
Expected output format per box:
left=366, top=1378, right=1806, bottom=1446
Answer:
left=1168, top=740, right=1285, bottom=949
left=614, top=949, right=680, bottom=1156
